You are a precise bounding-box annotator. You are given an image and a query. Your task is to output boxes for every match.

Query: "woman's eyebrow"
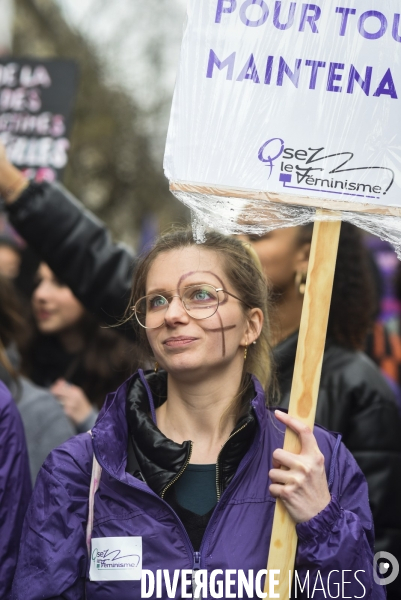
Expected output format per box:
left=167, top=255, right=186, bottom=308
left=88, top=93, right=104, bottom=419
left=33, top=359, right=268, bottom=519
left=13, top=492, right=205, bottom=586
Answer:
left=146, top=281, right=219, bottom=296
left=146, top=272, right=226, bottom=295
left=145, top=287, right=171, bottom=296
left=177, top=271, right=225, bottom=289
left=146, top=272, right=198, bottom=295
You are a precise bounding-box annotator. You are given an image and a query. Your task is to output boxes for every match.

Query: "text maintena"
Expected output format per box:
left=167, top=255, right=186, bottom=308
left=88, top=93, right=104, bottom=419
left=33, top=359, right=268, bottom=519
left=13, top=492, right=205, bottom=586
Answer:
left=206, top=52, right=398, bottom=99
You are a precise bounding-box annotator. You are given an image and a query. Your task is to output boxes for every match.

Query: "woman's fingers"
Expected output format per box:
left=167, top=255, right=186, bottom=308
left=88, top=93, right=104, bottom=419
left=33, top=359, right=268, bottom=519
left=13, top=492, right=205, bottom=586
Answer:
left=50, top=379, right=70, bottom=395
left=271, top=456, right=282, bottom=469
left=51, top=384, right=93, bottom=425
left=272, top=448, right=305, bottom=470
left=269, top=468, right=293, bottom=485
left=270, top=409, right=331, bottom=522
left=269, top=484, right=290, bottom=501
left=274, top=409, right=317, bottom=454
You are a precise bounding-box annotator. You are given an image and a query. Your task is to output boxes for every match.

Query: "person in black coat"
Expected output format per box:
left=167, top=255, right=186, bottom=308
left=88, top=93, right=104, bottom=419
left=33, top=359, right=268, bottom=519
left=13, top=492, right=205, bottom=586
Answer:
left=247, top=223, right=401, bottom=599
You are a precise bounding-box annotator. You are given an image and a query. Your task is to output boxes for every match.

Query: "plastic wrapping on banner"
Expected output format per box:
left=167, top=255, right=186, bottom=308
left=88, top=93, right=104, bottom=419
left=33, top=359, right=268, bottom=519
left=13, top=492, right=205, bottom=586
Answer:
left=164, top=1, right=401, bottom=254
left=174, top=188, right=401, bottom=258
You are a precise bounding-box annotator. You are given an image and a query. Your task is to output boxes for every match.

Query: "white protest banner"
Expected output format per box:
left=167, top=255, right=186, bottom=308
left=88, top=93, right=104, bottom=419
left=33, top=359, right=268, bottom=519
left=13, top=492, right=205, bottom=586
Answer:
left=165, top=0, right=401, bottom=219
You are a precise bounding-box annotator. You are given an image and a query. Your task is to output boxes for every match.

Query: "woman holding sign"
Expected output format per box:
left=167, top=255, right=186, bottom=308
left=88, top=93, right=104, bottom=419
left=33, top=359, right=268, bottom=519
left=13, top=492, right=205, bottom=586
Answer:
left=12, top=229, right=384, bottom=599
left=246, top=222, right=401, bottom=598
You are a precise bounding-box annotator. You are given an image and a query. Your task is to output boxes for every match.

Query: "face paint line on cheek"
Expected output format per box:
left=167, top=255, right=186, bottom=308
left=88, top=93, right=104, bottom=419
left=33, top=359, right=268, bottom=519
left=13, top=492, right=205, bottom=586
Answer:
left=204, top=322, right=239, bottom=357
left=216, top=313, right=226, bottom=357
left=205, top=324, right=237, bottom=334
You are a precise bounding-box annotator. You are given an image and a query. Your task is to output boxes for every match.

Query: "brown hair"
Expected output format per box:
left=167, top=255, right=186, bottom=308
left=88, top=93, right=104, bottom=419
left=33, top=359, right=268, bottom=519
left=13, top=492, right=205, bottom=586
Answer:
left=0, top=275, right=26, bottom=378
left=297, top=222, right=376, bottom=349
left=125, top=227, right=274, bottom=396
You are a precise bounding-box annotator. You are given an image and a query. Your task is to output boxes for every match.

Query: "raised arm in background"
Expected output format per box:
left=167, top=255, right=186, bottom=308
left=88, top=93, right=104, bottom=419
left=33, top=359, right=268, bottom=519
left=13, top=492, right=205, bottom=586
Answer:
left=0, top=145, right=136, bottom=336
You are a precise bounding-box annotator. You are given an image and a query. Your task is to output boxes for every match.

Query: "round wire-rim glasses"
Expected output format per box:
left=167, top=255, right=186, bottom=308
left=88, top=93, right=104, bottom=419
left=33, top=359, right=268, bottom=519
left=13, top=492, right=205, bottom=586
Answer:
left=133, top=283, right=252, bottom=329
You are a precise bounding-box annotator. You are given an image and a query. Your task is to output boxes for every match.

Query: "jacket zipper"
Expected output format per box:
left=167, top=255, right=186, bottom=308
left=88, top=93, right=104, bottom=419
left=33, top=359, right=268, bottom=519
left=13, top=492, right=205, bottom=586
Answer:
left=215, top=422, right=249, bottom=501
left=198, top=419, right=260, bottom=573
left=192, top=551, right=201, bottom=599
left=160, top=442, right=193, bottom=499
left=161, top=421, right=248, bottom=501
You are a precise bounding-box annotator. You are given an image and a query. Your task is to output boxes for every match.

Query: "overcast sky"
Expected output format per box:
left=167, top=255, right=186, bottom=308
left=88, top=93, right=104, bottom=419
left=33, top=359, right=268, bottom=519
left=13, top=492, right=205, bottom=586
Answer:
left=54, top=0, right=188, bottom=160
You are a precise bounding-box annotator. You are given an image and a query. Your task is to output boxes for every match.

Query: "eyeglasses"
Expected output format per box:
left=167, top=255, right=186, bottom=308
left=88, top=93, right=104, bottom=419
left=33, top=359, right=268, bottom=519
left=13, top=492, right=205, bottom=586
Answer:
left=133, top=283, right=251, bottom=329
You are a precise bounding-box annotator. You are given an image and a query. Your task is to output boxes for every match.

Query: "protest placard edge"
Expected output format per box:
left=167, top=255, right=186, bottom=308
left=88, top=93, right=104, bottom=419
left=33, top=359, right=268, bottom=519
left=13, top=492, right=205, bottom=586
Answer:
left=170, top=182, right=401, bottom=218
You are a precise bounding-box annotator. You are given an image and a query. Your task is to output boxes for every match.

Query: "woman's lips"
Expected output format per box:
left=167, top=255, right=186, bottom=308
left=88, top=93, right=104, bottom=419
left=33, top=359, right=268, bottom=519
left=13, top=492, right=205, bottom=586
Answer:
left=35, top=310, right=52, bottom=321
left=163, top=336, right=198, bottom=347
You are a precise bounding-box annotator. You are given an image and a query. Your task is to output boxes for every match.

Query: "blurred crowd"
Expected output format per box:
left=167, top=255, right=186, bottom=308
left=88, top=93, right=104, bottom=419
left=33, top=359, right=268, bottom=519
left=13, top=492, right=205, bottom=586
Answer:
left=0, top=147, right=401, bottom=598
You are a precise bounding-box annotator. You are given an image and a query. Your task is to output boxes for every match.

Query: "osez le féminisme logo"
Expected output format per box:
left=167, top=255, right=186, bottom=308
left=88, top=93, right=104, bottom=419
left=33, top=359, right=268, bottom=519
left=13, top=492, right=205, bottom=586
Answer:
left=258, top=138, right=395, bottom=201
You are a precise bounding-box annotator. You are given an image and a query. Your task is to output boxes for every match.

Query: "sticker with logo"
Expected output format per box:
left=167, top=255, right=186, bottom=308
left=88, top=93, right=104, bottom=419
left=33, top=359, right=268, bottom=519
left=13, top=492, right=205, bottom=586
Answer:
left=89, top=537, right=142, bottom=581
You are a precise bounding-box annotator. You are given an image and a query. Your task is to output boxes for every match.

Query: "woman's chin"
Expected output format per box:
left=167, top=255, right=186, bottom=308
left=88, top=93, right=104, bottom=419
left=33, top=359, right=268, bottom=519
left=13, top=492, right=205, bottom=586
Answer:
left=36, top=321, right=57, bottom=334
left=161, top=356, right=205, bottom=377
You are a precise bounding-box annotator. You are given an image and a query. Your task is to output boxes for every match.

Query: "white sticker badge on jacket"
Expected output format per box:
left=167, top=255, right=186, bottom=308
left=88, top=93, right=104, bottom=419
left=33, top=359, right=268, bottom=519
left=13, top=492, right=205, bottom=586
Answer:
left=89, top=537, right=142, bottom=581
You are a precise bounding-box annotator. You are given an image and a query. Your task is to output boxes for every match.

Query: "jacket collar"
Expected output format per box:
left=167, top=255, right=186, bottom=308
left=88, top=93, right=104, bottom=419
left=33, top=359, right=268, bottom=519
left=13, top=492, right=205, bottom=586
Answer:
left=126, top=370, right=191, bottom=497
left=126, top=370, right=263, bottom=498
left=92, top=370, right=267, bottom=497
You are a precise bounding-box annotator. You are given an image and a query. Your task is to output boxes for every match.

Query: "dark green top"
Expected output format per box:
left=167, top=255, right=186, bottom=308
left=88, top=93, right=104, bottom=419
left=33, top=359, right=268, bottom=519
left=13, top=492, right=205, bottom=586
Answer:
left=174, top=464, right=217, bottom=516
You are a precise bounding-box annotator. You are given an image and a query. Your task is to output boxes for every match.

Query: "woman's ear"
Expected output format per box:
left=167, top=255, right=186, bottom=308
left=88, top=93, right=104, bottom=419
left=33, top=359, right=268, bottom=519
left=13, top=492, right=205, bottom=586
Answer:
left=294, top=242, right=311, bottom=274
left=242, top=308, right=264, bottom=346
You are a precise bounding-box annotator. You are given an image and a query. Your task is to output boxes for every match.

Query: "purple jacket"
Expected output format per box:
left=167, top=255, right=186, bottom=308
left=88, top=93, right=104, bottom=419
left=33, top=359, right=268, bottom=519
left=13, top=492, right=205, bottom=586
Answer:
left=12, top=373, right=385, bottom=599
left=0, top=382, right=32, bottom=599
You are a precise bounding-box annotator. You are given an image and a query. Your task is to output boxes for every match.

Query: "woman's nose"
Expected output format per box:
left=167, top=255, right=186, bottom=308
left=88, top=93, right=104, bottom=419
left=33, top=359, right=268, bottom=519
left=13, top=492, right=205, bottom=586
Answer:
left=163, top=295, right=189, bottom=325
left=33, top=281, right=51, bottom=302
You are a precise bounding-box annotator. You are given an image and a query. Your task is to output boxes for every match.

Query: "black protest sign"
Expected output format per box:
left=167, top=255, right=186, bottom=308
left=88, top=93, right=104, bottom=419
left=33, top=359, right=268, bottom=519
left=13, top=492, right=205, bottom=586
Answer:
left=0, top=58, right=78, bottom=182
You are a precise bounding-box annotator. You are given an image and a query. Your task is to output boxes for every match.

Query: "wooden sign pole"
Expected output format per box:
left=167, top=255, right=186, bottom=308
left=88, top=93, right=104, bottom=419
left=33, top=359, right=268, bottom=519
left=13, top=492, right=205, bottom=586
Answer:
left=264, top=211, right=342, bottom=598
